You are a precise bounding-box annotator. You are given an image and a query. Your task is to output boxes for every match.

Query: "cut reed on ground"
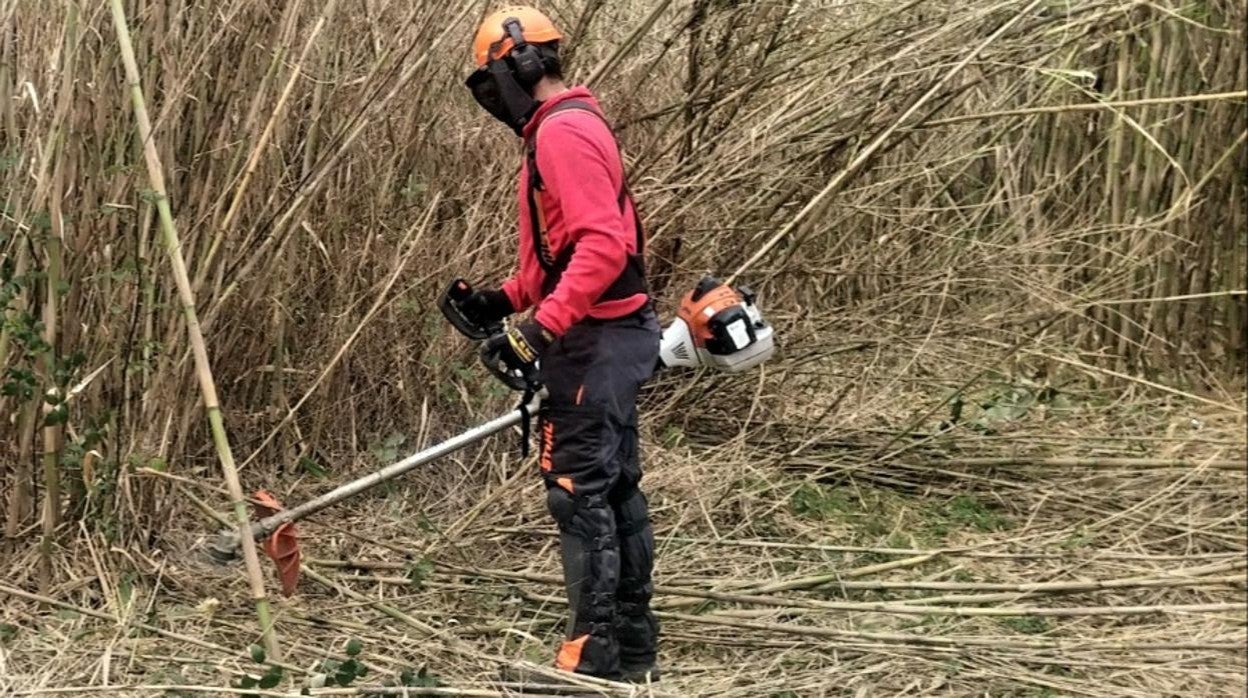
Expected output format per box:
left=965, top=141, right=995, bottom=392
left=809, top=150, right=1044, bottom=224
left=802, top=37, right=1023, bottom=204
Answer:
left=1, top=1, right=1244, bottom=696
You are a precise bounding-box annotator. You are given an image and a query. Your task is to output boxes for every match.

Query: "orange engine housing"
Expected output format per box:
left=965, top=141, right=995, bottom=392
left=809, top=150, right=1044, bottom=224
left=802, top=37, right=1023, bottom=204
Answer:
left=677, top=281, right=742, bottom=347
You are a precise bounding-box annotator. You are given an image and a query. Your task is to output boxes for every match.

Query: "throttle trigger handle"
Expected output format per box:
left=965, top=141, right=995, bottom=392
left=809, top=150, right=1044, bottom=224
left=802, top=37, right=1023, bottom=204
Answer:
left=439, top=278, right=501, bottom=341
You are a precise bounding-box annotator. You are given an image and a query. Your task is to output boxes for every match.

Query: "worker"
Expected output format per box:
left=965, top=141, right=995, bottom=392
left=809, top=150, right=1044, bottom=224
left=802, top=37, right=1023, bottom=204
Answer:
left=455, top=5, right=661, bottom=684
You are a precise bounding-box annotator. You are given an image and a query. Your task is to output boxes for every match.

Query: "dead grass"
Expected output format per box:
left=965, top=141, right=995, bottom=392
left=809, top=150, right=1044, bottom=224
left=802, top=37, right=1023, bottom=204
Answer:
left=2, top=0, right=1246, bottom=695
left=2, top=340, right=1244, bottom=696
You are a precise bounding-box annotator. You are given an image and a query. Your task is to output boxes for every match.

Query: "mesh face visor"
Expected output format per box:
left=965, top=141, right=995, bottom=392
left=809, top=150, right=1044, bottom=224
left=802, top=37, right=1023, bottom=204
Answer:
left=466, top=66, right=505, bottom=120
left=465, top=58, right=539, bottom=135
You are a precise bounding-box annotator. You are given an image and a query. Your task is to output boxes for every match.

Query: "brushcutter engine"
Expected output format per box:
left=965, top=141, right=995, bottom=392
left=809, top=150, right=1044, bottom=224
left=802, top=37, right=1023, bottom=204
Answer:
left=659, top=276, right=775, bottom=373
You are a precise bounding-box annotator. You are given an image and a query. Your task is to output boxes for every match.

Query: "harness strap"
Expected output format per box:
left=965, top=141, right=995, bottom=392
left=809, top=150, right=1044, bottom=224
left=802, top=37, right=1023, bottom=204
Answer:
left=517, top=386, right=536, bottom=458
left=525, top=100, right=647, bottom=302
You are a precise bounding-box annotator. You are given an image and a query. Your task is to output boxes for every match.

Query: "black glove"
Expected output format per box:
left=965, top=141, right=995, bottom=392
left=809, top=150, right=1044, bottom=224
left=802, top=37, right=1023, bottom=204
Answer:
left=481, top=319, right=553, bottom=389
left=461, top=288, right=514, bottom=329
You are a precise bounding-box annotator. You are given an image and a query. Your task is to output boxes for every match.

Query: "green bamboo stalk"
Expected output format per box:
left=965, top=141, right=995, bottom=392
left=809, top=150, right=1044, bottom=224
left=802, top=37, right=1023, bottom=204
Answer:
left=107, top=0, right=281, bottom=658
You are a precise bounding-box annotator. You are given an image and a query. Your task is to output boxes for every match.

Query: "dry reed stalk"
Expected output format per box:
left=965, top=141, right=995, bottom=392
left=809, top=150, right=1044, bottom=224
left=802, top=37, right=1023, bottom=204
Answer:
left=13, top=687, right=508, bottom=697
left=0, top=581, right=295, bottom=668
left=729, top=0, right=1045, bottom=282
left=657, top=610, right=1246, bottom=652
left=216, top=0, right=339, bottom=250
left=107, top=0, right=280, bottom=658
left=921, top=91, right=1248, bottom=127
left=0, top=3, right=17, bottom=387
left=328, top=566, right=1244, bottom=607
left=913, top=456, right=1247, bottom=470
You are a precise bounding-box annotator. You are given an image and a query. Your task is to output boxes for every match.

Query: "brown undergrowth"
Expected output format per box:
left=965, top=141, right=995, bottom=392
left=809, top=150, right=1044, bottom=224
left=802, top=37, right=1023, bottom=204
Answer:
left=2, top=1, right=1246, bottom=696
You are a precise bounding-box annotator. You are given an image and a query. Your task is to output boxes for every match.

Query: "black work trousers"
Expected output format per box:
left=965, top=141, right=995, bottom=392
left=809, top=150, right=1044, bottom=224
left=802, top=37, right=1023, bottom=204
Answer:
left=537, top=307, right=660, bottom=678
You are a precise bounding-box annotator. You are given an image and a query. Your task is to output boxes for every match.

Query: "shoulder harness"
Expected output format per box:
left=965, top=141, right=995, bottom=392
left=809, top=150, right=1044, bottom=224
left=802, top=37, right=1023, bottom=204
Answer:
left=525, top=99, right=647, bottom=302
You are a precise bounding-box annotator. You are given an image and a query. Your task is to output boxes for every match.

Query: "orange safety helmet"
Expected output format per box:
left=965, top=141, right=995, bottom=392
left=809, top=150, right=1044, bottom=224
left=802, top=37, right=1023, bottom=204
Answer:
left=472, top=6, right=563, bottom=67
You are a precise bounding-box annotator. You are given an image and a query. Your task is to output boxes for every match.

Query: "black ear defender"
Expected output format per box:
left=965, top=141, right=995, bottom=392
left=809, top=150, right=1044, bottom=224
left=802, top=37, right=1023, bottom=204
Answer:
left=502, top=17, right=544, bottom=87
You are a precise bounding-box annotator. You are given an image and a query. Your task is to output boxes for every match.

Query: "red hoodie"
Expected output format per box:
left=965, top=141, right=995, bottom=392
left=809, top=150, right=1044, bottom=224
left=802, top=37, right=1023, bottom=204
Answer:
left=501, top=87, right=647, bottom=337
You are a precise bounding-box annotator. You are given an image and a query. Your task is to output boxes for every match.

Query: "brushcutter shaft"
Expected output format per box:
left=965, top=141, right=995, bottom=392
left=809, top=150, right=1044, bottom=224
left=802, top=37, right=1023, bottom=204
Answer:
left=209, top=392, right=542, bottom=561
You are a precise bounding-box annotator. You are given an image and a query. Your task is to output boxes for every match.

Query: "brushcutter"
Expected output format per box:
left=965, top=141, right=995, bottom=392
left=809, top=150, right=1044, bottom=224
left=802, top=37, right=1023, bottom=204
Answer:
left=207, top=276, right=774, bottom=593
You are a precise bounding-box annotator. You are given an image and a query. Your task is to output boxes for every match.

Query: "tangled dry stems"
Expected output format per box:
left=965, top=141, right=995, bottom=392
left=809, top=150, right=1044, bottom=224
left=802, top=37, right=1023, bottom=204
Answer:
left=2, top=0, right=1246, bottom=696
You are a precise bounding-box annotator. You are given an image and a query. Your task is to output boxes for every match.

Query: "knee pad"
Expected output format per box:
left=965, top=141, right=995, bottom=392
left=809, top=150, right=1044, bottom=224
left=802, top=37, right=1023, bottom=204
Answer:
left=614, top=488, right=651, bottom=538
left=546, top=487, right=579, bottom=529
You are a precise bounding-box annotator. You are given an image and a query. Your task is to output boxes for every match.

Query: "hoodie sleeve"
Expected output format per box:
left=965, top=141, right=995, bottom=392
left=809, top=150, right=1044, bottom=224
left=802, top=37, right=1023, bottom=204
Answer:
left=501, top=275, right=531, bottom=314
left=532, top=112, right=630, bottom=336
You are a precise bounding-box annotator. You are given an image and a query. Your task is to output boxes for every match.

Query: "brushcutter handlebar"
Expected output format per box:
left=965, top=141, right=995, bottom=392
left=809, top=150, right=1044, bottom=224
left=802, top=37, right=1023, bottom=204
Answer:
left=478, top=341, right=540, bottom=392
left=440, top=278, right=538, bottom=392
left=439, top=278, right=502, bottom=341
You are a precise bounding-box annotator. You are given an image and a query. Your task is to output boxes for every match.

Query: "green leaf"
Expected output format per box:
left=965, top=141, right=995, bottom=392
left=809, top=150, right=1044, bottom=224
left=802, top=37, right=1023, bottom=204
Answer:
left=0, top=623, right=18, bottom=644
left=299, top=456, right=329, bottom=479
left=345, top=637, right=363, bottom=656
left=147, top=457, right=167, bottom=473
left=44, top=405, right=69, bottom=426
left=238, top=675, right=258, bottom=689
left=340, top=659, right=360, bottom=676
left=335, top=669, right=355, bottom=687
left=415, top=513, right=437, bottom=533
left=117, top=574, right=134, bottom=605
left=249, top=644, right=266, bottom=664
left=404, top=666, right=441, bottom=687
left=258, top=669, right=282, bottom=689
left=405, top=557, right=435, bottom=589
